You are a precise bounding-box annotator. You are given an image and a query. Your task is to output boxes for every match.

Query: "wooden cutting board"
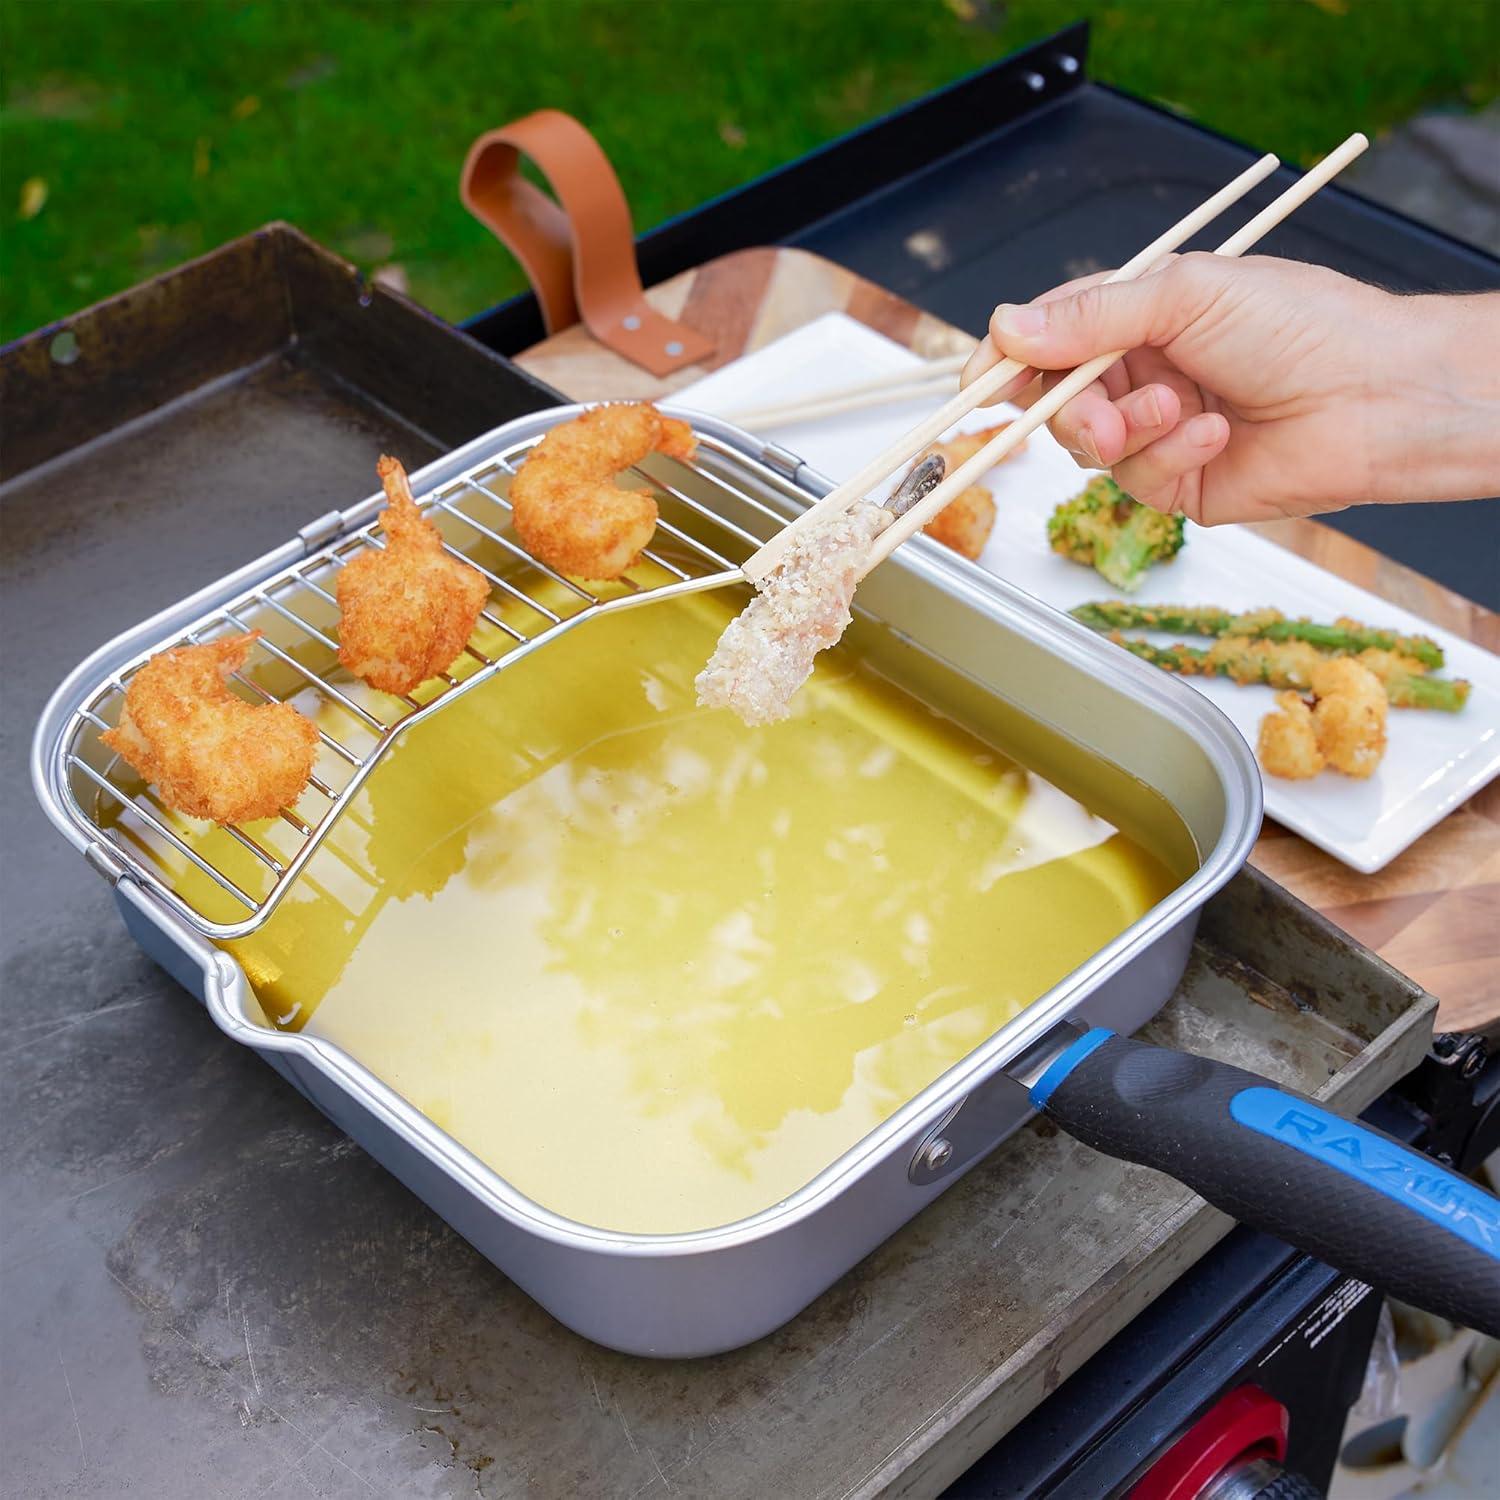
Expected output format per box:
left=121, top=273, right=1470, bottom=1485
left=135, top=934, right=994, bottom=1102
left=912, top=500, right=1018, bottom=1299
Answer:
left=516, top=246, right=1500, bottom=1032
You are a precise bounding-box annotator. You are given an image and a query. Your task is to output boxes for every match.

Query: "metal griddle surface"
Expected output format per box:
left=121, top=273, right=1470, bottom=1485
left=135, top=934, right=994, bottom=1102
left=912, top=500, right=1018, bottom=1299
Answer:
left=6, top=355, right=437, bottom=755
left=1, top=227, right=1434, bottom=1499
left=0, top=226, right=557, bottom=955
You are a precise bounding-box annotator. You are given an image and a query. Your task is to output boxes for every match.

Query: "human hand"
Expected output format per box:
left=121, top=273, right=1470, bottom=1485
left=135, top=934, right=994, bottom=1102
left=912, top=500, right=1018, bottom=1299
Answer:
left=961, top=254, right=1500, bottom=525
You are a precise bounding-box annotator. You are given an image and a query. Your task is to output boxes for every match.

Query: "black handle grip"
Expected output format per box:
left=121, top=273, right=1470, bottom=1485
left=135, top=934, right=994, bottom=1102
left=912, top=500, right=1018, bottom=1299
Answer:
left=1030, top=1031, right=1500, bottom=1336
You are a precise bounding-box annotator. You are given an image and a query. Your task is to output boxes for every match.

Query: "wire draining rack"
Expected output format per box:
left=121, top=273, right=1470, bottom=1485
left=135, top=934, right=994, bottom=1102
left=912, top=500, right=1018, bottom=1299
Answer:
left=51, top=406, right=817, bottom=940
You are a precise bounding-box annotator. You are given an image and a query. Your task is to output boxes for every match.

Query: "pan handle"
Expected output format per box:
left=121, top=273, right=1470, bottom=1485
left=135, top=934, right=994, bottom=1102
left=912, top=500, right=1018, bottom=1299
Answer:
left=1029, top=1029, right=1500, bottom=1336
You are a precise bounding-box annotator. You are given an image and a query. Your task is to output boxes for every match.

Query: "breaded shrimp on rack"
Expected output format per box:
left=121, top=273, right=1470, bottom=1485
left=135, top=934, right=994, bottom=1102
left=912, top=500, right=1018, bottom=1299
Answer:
left=101, top=632, right=319, bottom=825
left=336, top=456, right=490, bottom=696
left=508, top=402, right=697, bottom=580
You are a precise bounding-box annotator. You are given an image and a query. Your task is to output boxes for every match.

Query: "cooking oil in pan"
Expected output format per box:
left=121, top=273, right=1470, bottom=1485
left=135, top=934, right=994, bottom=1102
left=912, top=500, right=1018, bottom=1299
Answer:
left=175, top=589, right=1193, bottom=1233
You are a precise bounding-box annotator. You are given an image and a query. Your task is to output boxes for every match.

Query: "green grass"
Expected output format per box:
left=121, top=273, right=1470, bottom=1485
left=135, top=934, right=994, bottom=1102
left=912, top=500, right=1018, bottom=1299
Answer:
left=3, top=0, right=1497, bottom=344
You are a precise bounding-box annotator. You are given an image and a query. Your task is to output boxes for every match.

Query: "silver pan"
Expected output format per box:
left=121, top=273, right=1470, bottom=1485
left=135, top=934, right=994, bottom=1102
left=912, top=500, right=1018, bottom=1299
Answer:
left=32, top=407, right=1260, bottom=1355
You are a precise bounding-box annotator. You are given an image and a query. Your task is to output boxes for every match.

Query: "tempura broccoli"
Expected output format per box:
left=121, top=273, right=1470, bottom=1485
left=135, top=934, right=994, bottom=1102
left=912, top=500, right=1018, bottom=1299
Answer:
left=1046, top=477, right=1185, bottom=591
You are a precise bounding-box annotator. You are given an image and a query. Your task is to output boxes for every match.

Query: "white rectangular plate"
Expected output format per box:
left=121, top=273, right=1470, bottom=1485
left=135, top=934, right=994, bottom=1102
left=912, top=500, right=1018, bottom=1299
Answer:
left=676, top=312, right=1500, bottom=874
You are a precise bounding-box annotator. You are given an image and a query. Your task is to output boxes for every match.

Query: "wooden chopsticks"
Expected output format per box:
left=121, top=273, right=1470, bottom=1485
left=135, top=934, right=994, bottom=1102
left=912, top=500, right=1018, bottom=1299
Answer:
left=740, top=137, right=1366, bottom=586
left=739, top=150, right=1279, bottom=583
left=860, top=133, right=1369, bottom=574
left=725, top=353, right=970, bottom=431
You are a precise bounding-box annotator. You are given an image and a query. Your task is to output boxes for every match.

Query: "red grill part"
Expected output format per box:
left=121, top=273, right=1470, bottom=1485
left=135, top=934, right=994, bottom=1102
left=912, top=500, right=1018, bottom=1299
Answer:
left=1130, top=1385, right=1290, bottom=1500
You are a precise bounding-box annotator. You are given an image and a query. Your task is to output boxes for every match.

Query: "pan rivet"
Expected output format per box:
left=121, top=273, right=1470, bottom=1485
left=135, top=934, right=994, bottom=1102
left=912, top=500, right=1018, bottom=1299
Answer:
left=921, top=1138, right=954, bottom=1172
left=665, top=340, right=685, bottom=357
left=622, top=314, right=642, bottom=330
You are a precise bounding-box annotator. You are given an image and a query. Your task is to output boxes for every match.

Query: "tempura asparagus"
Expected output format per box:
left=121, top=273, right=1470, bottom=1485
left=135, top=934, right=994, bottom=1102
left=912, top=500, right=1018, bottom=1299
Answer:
left=1070, top=601, right=1445, bottom=670
left=1105, top=632, right=1469, bottom=711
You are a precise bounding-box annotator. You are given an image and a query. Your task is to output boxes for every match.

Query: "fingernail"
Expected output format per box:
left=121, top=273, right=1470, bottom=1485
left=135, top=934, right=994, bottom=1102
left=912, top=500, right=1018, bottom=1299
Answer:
left=995, top=303, right=1047, bottom=339
left=1133, top=388, right=1163, bottom=427
left=1185, top=413, right=1222, bottom=447
left=1077, top=425, right=1102, bottom=465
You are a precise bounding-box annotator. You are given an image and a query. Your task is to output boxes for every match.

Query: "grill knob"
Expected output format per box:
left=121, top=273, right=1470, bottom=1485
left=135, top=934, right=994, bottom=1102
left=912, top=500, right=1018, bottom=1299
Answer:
left=1200, top=1457, right=1322, bottom=1500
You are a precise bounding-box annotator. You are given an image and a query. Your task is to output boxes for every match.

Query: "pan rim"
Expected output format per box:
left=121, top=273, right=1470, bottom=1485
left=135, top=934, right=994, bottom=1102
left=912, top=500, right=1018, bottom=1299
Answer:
left=35, top=404, right=1261, bottom=1254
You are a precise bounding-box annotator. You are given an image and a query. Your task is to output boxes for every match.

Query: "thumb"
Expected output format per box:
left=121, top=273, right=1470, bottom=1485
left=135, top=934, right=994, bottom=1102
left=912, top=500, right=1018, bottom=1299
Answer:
left=988, top=256, right=1223, bottom=371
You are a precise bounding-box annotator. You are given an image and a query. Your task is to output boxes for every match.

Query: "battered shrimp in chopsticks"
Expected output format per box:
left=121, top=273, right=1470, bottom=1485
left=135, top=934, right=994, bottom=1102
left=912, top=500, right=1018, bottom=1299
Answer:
left=508, top=402, right=697, bottom=580
left=909, top=422, right=1021, bottom=561
left=695, top=502, right=892, bottom=727
left=919, top=422, right=1024, bottom=476
left=101, top=632, right=319, bottom=825
left=336, top=456, right=491, bottom=697
left=695, top=455, right=946, bottom=727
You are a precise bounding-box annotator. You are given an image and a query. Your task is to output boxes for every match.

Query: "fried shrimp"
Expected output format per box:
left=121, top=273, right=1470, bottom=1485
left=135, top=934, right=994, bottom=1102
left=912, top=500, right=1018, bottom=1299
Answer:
left=1309, top=657, right=1387, bottom=778
left=508, top=403, right=697, bottom=579
left=920, top=422, right=1024, bottom=475
left=1257, top=692, right=1325, bottom=780
left=101, top=633, right=319, bottom=824
left=336, top=456, right=490, bottom=696
left=922, top=487, right=996, bottom=560
left=898, top=423, right=1016, bottom=562
left=1256, top=657, right=1387, bottom=782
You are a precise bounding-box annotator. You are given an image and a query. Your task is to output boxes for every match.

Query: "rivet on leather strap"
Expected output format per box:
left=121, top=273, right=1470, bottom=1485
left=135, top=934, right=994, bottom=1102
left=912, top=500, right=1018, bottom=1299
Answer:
left=461, top=110, right=715, bottom=377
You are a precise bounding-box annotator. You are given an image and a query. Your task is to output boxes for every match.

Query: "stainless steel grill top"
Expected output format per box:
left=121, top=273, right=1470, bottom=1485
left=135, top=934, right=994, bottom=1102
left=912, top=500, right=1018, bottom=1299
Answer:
left=51, top=412, right=810, bottom=939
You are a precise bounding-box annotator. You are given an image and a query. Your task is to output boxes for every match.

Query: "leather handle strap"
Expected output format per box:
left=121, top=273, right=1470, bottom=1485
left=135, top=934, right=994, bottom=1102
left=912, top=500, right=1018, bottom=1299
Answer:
left=461, top=110, right=714, bottom=376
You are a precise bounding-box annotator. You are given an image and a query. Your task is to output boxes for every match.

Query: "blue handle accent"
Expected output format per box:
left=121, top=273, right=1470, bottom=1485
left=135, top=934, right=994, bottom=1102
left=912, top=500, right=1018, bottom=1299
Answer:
left=1229, top=1087, right=1500, bottom=1262
left=1030, top=1027, right=1114, bottom=1110
left=1030, top=1031, right=1500, bottom=1334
